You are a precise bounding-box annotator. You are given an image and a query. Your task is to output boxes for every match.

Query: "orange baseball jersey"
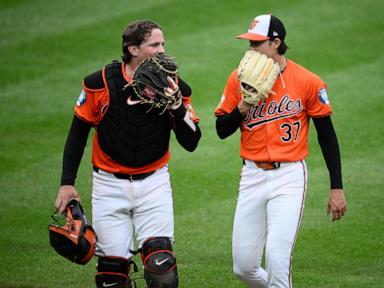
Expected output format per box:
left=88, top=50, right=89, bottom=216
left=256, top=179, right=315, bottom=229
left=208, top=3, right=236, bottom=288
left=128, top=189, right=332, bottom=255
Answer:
left=75, top=62, right=199, bottom=174
left=215, top=59, right=332, bottom=162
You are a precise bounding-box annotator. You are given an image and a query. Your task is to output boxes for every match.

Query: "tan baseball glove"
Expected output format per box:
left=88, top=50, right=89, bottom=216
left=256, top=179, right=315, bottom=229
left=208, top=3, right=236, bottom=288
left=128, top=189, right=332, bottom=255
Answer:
left=237, top=50, right=280, bottom=105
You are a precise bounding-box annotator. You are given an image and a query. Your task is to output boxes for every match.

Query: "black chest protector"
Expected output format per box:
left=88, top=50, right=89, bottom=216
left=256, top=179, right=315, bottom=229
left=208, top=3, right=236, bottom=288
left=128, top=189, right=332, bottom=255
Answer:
left=97, top=61, right=171, bottom=167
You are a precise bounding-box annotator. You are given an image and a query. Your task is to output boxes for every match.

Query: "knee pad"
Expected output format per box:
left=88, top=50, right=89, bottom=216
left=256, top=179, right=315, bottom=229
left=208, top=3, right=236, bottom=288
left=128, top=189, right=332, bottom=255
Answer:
left=95, top=256, right=133, bottom=288
left=141, top=237, right=178, bottom=288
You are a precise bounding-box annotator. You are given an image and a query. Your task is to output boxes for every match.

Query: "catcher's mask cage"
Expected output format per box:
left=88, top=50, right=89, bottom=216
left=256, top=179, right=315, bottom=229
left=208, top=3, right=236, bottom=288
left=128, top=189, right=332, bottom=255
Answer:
left=48, top=199, right=96, bottom=265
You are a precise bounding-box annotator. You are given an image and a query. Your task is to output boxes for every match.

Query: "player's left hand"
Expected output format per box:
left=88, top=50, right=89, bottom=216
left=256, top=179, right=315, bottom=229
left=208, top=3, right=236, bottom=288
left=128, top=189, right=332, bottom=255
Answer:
left=327, top=189, right=347, bottom=221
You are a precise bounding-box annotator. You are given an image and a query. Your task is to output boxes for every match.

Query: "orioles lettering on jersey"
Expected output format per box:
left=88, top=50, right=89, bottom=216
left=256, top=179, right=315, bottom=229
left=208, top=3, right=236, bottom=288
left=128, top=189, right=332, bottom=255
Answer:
left=244, top=94, right=303, bottom=130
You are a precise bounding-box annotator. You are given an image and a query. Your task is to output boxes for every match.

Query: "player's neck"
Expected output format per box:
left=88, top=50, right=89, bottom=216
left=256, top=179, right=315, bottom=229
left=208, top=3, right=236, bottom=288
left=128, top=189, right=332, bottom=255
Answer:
left=276, top=55, right=287, bottom=72
left=125, top=63, right=136, bottom=77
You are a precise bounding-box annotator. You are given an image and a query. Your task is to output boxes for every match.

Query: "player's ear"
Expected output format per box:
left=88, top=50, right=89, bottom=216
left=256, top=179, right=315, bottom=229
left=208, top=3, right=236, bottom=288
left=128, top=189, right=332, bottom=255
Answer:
left=127, top=45, right=139, bottom=57
left=272, top=38, right=281, bottom=50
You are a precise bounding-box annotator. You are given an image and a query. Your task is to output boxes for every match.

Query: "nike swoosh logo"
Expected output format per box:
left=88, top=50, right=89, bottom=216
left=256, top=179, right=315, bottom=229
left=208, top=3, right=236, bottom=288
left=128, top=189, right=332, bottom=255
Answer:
left=102, top=282, right=119, bottom=288
left=126, top=96, right=142, bottom=105
left=155, top=258, right=169, bottom=266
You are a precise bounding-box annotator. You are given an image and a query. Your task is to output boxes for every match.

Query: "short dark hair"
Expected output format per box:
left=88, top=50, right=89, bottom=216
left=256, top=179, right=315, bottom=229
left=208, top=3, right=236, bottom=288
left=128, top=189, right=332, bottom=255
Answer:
left=121, top=20, right=162, bottom=63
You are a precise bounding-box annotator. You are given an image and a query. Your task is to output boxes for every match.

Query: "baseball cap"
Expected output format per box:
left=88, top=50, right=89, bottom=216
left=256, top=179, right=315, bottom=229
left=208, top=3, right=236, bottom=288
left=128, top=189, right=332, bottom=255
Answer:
left=237, top=14, right=286, bottom=42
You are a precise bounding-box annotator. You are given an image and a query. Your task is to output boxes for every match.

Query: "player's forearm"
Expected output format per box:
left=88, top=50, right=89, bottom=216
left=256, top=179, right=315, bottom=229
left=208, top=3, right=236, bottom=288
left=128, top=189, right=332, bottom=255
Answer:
left=313, top=116, right=343, bottom=189
left=61, top=115, right=92, bottom=185
left=174, top=123, right=201, bottom=152
left=171, top=105, right=201, bottom=152
left=216, top=108, right=243, bottom=139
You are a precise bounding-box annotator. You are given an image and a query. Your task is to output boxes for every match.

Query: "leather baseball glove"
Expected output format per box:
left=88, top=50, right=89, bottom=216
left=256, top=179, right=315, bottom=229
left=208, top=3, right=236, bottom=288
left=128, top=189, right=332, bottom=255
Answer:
left=237, top=50, right=280, bottom=105
left=126, top=53, right=181, bottom=114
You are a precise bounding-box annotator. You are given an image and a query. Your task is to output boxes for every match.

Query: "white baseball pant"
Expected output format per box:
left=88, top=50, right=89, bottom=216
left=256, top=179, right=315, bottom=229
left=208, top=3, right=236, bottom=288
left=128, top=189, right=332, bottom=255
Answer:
left=91, top=165, right=174, bottom=258
left=233, top=160, right=307, bottom=288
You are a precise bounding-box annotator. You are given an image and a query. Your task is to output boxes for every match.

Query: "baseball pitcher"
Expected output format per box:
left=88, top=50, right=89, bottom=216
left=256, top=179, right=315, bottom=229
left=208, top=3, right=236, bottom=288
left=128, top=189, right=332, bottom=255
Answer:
left=214, top=14, right=346, bottom=288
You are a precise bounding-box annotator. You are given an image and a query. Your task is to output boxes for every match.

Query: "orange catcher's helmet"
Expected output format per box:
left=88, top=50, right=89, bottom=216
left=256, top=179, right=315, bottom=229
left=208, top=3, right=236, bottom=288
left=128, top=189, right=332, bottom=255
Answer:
left=48, top=199, right=96, bottom=265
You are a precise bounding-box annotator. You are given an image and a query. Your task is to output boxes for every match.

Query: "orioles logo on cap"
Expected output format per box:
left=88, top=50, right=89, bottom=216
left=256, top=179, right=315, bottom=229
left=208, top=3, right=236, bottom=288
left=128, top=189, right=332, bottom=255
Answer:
left=249, top=20, right=260, bottom=30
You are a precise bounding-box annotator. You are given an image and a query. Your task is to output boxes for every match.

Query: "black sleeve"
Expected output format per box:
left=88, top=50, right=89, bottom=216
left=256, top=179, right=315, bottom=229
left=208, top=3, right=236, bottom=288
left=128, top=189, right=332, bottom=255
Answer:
left=61, top=115, right=92, bottom=186
left=178, top=77, right=192, bottom=97
left=170, top=104, right=201, bottom=152
left=312, top=116, right=343, bottom=189
left=215, top=108, right=243, bottom=139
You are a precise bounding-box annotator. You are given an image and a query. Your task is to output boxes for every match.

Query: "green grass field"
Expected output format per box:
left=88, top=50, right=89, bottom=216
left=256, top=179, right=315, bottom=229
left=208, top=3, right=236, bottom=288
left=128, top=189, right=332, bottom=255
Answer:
left=1, top=0, right=383, bottom=287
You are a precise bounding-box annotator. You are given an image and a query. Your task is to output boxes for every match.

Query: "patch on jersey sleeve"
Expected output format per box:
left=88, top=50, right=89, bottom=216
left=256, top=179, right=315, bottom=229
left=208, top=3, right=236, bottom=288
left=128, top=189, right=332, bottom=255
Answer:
left=318, top=88, right=330, bottom=104
left=219, top=94, right=225, bottom=105
left=76, top=90, right=87, bottom=106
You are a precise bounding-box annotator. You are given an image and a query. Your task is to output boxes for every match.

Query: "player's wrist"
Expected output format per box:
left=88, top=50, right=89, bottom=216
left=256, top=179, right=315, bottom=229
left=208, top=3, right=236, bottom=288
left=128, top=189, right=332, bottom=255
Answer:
left=169, top=103, right=186, bottom=118
left=238, top=100, right=253, bottom=116
left=170, top=97, right=182, bottom=110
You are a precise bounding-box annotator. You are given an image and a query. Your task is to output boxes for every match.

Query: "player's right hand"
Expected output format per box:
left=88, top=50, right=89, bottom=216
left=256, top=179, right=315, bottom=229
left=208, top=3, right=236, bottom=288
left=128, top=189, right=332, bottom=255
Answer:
left=238, top=99, right=254, bottom=116
left=55, top=185, right=81, bottom=213
left=166, top=76, right=182, bottom=110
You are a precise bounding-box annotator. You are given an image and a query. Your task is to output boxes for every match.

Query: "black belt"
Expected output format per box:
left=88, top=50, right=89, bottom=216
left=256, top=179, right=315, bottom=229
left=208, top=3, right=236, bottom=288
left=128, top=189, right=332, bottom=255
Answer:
left=93, top=166, right=155, bottom=181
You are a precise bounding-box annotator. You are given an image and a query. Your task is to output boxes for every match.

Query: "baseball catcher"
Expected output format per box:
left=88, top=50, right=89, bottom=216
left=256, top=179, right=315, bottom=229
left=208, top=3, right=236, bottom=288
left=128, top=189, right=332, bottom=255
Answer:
left=237, top=50, right=280, bottom=105
left=55, top=20, right=202, bottom=288
left=48, top=199, right=96, bottom=265
left=125, top=53, right=181, bottom=114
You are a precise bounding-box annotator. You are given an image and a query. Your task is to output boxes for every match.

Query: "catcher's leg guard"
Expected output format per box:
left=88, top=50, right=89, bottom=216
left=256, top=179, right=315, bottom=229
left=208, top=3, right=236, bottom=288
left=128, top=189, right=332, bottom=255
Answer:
left=141, top=237, right=178, bottom=288
left=95, top=256, right=133, bottom=288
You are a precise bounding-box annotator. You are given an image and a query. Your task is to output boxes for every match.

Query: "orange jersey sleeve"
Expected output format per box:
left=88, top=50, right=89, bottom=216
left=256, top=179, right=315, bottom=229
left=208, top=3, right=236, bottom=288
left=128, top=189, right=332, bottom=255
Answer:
left=214, top=70, right=242, bottom=116
left=74, top=84, right=109, bottom=126
left=214, top=59, right=333, bottom=162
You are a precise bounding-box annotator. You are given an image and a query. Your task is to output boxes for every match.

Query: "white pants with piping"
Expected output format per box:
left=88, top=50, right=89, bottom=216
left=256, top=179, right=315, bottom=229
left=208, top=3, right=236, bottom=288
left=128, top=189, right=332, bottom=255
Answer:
left=92, top=165, right=174, bottom=259
left=233, top=160, right=307, bottom=288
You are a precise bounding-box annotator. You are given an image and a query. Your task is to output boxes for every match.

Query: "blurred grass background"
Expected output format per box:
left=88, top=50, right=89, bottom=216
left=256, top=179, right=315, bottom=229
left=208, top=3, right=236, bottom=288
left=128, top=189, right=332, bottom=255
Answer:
left=0, top=0, right=383, bottom=287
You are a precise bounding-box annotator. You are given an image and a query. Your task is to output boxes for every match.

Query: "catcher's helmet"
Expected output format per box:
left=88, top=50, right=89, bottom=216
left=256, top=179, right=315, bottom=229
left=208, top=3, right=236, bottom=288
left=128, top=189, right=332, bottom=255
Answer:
left=48, top=199, right=96, bottom=265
